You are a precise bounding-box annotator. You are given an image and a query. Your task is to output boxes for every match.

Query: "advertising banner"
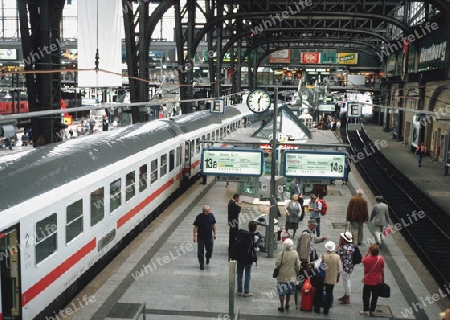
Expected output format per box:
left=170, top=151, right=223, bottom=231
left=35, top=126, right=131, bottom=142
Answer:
left=78, top=0, right=122, bottom=87
left=270, top=49, right=290, bottom=63
left=320, top=52, right=337, bottom=64
left=301, top=52, right=320, bottom=64
left=337, top=53, right=358, bottom=65
left=0, top=49, right=17, bottom=60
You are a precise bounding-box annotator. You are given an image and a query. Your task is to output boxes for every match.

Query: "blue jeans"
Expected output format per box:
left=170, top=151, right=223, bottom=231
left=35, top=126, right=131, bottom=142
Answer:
left=197, top=238, right=213, bottom=267
left=417, top=154, right=423, bottom=167
left=237, top=262, right=252, bottom=294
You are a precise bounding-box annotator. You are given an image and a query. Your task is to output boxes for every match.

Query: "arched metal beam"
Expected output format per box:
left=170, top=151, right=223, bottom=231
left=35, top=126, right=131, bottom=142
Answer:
left=194, top=10, right=411, bottom=49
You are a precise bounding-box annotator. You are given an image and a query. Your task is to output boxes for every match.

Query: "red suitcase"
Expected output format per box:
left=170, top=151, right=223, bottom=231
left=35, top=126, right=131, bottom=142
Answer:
left=300, top=278, right=314, bottom=311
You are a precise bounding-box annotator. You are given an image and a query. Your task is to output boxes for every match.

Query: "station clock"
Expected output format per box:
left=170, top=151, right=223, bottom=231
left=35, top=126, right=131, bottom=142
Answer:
left=246, top=89, right=272, bottom=113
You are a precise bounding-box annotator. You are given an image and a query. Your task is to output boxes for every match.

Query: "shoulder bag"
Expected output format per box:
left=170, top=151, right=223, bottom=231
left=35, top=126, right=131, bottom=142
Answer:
left=378, top=282, right=391, bottom=298
left=273, top=251, right=284, bottom=278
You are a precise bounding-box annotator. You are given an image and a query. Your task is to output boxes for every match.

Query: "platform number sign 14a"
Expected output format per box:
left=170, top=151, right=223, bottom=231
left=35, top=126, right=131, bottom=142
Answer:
left=330, top=162, right=344, bottom=173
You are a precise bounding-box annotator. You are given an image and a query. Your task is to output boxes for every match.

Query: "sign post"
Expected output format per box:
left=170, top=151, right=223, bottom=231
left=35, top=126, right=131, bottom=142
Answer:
left=268, top=88, right=278, bottom=258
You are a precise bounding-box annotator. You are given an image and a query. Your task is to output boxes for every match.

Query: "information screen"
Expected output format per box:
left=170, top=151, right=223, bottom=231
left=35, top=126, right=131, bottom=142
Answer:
left=201, top=148, right=264, bottom=176
left=283, top=150, right=347, bottom=179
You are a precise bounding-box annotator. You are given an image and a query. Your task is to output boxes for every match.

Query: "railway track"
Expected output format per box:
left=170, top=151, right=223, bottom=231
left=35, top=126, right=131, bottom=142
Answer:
left=344, top=124, right=450, bottom=290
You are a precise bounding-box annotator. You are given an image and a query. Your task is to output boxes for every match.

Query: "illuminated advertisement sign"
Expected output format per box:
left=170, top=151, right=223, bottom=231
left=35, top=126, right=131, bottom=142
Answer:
left=337, top=53, right=358, bottom=65
left=270, top=49, right=291, bottom=63
left=301, top=52, right=320, bottom=64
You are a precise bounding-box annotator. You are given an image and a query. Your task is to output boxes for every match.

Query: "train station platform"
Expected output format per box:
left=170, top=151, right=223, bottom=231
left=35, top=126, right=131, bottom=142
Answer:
left=62, top=128, right=447, bottom=320
left=361, top=122, right=450, bottom=216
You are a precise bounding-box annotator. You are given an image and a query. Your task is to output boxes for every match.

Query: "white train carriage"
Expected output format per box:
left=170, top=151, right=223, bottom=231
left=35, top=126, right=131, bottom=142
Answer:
left=0, top=102, right=257, bottom=319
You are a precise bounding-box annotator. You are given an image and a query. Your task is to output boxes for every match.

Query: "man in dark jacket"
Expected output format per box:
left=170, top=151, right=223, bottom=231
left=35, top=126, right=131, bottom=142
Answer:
left=193, top=205, right=217, bottom=270
left=236, top=221, right=257, bottom=297
left=228, top=193, right=241, bottom=260
left=346, top=189, right=368, bottom=245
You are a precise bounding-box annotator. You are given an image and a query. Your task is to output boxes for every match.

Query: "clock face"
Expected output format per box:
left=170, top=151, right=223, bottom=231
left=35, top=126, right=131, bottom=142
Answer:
left=247, top=89, right=271, bottom=113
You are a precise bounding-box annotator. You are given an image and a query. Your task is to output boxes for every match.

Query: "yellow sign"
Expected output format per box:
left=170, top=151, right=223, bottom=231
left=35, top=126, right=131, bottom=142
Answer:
left=337, top=53, right=358, bottom=65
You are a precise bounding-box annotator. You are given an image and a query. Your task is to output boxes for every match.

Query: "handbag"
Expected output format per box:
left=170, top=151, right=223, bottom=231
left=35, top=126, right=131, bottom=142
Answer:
left=273, top=251, right=284, bottom=278
left=378, top=283, right=391, bottom=298
left=383, top=226, right=391, bottom=237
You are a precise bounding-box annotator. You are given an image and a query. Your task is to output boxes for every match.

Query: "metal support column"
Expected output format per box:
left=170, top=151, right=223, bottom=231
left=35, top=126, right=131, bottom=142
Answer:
left=215, top=0, right=223, bottom=98
left=268, top=87, right=278, bottom=258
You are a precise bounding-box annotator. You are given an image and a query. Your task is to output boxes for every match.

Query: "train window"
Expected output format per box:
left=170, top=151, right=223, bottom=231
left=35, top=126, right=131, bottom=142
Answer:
left=139, top=164, right=147, bottom=192
left=90, top=187, right=104, bottom=226
left=216, top=129, right=219, bottom=139
left=66, top=199, right=83, bottom=244
left=169, top=149, right=175, bottom=172
left=160, top=154, right=167, bottom=177
left=211, top=131, right=215, bottom=140
left=110, top=178, right=122, bottom=213
left=151, top=159, right=158, bottom=184
left=35, top=213, right=57, bottom=265
left=176, top=146, right=181, bottom=167
left=126, top=171, right=135, bottom=201
left=196, top=138, right=201, bottom=154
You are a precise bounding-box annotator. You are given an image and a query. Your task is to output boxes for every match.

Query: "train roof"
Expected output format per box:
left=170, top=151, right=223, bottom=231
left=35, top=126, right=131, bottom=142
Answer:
left=163, top=104, right=243, bottom=133
left=0, top=104, right=249, bottom=212
left=0, top=120, right=179, bottom=212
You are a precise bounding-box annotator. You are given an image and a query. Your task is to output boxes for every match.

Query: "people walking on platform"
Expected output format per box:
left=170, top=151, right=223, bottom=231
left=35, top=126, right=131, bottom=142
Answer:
left=285, top=194, right=303, bottom=239
left=415, top=142, right=427, bottom=167
left=346, top=189, right=368, bottom=246
left=337, top=231, right=355, bottom=305
left=313, top=241, right=341, bottom=315
left=361, top=244, right=385, bottom=316
left=296, top=219, right=327, bottom=265
left=289, top=178, right=301, bottom=197
left=193, top=205, right=217, bottom=270
left=235, top=221, right=258, bottom=297
left=102, top=114, right=109, bottom=131
left=343, top=157, right=351, bottom=185
left=228, top=193, right=241, bottom=260
left=309, top=194, right=323, bottom=237
left=370, top=196, right=390, bottom=245
left=89, top=118, right=95, bottom=134
left=275, top=238, right=300, bottom=312
left=313, top=184, right=327, bottom=199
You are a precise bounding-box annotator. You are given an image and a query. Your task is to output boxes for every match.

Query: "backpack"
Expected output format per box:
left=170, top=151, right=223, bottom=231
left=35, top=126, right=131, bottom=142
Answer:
left=317, top=199, right=328, bottom=215
left=233, top=229, right=257, bottom=264
left=352, top=245, right=362, bottom=265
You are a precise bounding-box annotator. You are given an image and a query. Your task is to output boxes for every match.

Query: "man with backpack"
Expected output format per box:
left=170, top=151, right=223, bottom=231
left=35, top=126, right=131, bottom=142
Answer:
left=235, top=221, right=258, bottom=297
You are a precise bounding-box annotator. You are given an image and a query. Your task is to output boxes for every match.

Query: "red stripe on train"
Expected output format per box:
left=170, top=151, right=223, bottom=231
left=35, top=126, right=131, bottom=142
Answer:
left=117, top=178, right=174, bottom=229
left=22, top=238, right=97, bottom=307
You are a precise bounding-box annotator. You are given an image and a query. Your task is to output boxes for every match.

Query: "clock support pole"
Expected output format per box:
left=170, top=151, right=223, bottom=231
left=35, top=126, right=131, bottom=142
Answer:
left=268, top=87, right=278, bottom=258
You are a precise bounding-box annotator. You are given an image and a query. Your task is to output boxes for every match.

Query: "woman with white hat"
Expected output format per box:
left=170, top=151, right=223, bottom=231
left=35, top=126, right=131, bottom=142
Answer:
left=337, top=231, right=356, bottom=305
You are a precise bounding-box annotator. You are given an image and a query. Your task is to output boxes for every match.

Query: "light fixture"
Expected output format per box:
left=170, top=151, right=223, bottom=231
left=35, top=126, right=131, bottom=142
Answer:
left=4, top=92, right=12, bottom=99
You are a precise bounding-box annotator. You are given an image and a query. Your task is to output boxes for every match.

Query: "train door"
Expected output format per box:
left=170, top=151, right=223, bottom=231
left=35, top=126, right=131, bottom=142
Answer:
left=0, top=225, right=22, bottom=319
left=184, top=140, right=193, bottom=178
